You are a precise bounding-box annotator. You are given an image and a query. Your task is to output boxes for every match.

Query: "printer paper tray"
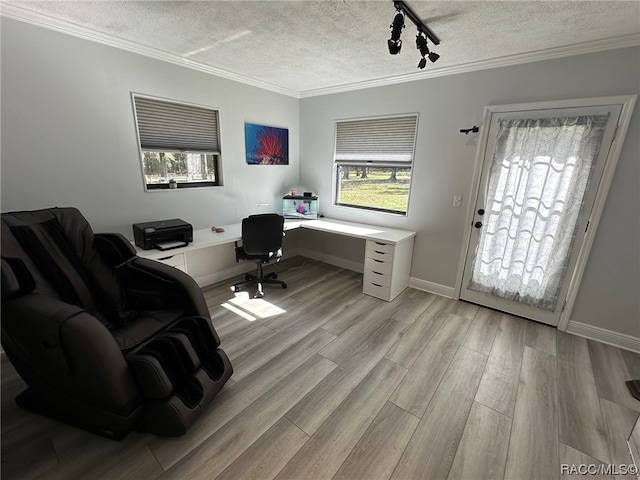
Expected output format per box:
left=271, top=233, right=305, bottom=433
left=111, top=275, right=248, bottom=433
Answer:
left=155, top=240, right=188, bottom=251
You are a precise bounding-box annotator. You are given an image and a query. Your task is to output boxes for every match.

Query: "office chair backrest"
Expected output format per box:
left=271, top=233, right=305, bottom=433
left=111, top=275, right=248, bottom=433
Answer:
left=241, top=214, right=284, bottom=256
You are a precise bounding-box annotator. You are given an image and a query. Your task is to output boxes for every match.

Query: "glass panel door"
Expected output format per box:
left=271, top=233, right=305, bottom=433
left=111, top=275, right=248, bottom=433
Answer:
left=460, top=104, right=621, bottom=326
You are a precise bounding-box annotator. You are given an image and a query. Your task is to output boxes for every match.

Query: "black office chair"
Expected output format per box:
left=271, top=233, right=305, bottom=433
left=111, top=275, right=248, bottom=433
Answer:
left=232, top=214, right=287, bottom=297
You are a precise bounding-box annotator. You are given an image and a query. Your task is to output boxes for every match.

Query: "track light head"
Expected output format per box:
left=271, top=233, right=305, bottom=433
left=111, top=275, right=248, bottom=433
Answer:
left=388, top=10, right=405, bottom=55
left=390, top=11, right=404, bottom=41
left=388, top=38, right=403, bottom=55
left=416, top=33, right=428, bottom=69
left=416, top=32, right=429, bottom=57
left=415, top=31, right=439, bottom=68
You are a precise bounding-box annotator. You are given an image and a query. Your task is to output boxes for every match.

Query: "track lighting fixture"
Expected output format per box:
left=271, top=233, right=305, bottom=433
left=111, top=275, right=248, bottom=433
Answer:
left=415, top=32, right=439, bottom=69
left=387, top=9, right=405, bottom=55
left=388, top=0, right=441, bottom=69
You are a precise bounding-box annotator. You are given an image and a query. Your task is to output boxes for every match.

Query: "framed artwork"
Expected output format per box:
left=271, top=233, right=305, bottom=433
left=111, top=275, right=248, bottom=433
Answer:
left=245, top=123, right=289, bottom=165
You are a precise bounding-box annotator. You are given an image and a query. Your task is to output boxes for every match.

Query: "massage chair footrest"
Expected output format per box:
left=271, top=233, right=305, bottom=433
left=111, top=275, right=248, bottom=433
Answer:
left=126, top=317, right=233, bottom=437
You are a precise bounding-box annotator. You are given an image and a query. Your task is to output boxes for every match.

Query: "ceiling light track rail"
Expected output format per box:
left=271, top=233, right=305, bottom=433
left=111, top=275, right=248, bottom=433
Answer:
left=392, top=0, right=440, bottom=46
left=388, top=0, right=441, bottom=69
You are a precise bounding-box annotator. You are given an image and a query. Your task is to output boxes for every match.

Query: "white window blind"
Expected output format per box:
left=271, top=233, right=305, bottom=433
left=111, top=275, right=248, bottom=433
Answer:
left=133, top=96, right=220, bottom=154
left=335, top=115, right=418, bottom=167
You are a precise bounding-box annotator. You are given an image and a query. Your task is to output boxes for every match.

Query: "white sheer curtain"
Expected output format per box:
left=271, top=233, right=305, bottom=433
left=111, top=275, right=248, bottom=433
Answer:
left=469, top=114, right=609, bottom=311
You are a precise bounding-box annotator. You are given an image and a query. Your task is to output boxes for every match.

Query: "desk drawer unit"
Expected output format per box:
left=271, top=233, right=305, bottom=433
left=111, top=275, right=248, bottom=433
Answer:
left=364, top=256, right=393, bottom=276
left=362, top=238, right=414, bottom=302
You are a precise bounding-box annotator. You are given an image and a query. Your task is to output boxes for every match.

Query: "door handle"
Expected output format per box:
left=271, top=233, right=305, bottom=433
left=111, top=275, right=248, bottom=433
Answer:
left=474, top=221, right=483, bottom=229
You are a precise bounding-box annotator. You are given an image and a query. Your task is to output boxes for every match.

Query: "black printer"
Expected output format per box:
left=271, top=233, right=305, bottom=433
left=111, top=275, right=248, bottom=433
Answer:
left=133, top=218, right=193, bottom=250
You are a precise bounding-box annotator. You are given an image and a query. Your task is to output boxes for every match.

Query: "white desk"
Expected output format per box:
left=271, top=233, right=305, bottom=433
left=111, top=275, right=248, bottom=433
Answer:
left=135, top=218, right=416, bottom=301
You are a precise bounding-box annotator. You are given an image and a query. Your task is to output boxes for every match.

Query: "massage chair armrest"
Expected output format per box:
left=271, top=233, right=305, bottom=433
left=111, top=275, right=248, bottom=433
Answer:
left=122, top=257, right=210, bottom=319
left=93, top=233, right=209, bottom=318
left=1, top=293, right=139, bottom=410
left=1, top=293, right=82, bottom=367
left=93, top=233, right=137, bottom=267
left=1, top=257, right=36, bottom=302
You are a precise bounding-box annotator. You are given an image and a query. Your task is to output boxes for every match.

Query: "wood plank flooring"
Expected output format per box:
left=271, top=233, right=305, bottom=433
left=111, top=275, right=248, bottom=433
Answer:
left=2, top=256, right=639, bottom=480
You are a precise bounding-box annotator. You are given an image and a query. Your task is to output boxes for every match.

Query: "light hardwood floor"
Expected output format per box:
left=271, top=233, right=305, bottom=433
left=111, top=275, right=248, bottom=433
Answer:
left=2, top=257, right=639, bottom=480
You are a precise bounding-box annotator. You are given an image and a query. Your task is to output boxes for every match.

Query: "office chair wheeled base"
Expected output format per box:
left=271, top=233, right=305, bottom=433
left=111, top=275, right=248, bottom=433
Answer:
left=232, top=263, right=287, bottom=298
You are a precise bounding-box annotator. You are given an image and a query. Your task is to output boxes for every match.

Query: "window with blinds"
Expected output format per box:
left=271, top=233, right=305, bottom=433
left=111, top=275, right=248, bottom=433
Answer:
left=334, top=114, right=418, bottom=214
left=132, top=94, right=222, bottom=190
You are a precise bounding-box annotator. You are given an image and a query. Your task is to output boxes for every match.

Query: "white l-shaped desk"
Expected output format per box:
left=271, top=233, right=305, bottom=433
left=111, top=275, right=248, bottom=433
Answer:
left=135, top=218, right=416, bottom=302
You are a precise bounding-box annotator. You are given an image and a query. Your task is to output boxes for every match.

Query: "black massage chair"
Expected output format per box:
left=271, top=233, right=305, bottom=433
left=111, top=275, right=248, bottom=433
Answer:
left=1, top=207, right=232, bottom=438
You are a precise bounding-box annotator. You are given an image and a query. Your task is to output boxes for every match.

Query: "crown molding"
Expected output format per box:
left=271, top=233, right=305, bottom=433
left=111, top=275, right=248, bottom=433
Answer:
left=2, top=3, right=638, bottom=100
left=300, top=34, right=640, bottom=98
left=0, top=3, right=301, bottom=98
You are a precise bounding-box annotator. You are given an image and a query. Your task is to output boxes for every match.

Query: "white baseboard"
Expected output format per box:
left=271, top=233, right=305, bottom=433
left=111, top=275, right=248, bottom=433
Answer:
left=409, top=277, right=456, bottom=298
left=566, top=320, right=640, bottom=353
left=290, top=252, right=457, bottom=300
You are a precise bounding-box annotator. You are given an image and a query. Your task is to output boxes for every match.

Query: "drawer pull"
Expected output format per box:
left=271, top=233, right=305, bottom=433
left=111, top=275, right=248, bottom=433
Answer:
left=158, top=255, right=173, bottom=261
left=374, top=250, right=385, bottom=255
left=373, top=259, right=383, bottom=263
left=372, top=271, right=383, bottom=275
left=375, top=242, right=387, bottom=246
left=372, top=283, right=382, bottom=287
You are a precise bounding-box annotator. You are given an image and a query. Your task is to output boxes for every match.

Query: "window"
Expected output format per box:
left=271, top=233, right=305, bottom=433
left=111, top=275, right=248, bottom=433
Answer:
left=132, top=94, right=222, bottom=190
left=334, top=114, right=418, bottom=215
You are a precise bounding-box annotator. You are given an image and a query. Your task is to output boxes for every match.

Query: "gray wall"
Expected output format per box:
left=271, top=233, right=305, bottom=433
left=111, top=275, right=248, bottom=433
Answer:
left=1, top=18, right=300, bottom=235
left=2, top=18, right=638, bottom=338
left=300, top=47, right=640, bottom=338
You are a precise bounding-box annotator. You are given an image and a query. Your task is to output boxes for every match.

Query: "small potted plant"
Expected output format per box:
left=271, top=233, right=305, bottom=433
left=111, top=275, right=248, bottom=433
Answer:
left=168, top=178, right=177, bottom=189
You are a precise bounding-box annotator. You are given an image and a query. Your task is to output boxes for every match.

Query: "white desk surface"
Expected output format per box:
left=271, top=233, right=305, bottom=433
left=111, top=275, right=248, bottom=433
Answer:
left=287, top=218, right=415, bottom=244
left=135, top=217, right=416, bottom=259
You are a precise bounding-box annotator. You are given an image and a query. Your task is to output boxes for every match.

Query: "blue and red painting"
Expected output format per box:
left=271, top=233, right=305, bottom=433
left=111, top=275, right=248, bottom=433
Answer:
left=245, top=123, right=289, bottom=165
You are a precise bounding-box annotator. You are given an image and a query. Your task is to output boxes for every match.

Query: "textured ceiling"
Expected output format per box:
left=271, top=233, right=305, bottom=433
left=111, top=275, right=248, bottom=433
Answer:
left=3, top=1, right=640, bottom=96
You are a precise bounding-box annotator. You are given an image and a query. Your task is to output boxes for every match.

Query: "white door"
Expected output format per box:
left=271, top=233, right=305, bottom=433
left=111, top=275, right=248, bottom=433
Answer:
left=459, top=101, right=623, bottom=326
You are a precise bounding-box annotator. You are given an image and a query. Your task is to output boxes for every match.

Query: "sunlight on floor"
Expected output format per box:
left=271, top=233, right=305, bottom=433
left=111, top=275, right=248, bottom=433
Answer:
left=221, top=291, right=287, bottom=321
